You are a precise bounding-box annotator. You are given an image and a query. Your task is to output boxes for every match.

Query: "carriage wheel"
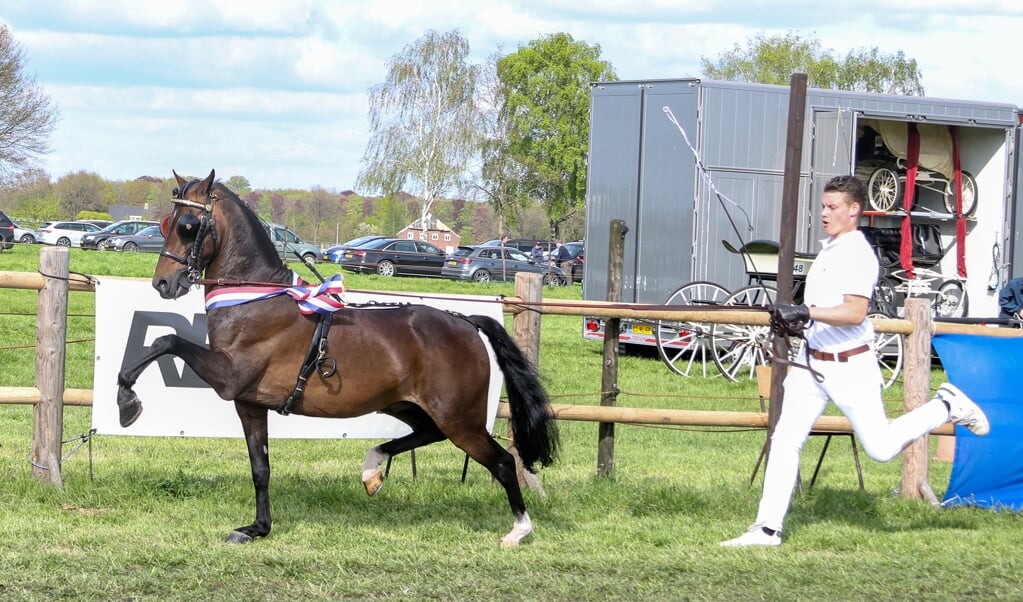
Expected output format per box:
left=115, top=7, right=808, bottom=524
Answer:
left=942, top=171, right=978, bottom=217
left=867, top=167, right=902, bottom=212
left=870, top=276, right=899, bottom=317
left=933, top=280, right=968, bottom=318
left=868, top=313, right=903, bottom=389
left=655, top=281, right=730, bottom=377
left=709, top=285, right=779, bottom=382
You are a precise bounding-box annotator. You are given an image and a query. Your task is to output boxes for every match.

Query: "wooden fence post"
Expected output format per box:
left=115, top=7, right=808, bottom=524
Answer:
left=510, top=272, right=544, bottom=493
left=901, top=298, right=932, bottom=499
left=598, top=219, right=627, bottom=478
left=32, top=246, right=69, bottom=487
left=512, top=272, right=543, bottom=367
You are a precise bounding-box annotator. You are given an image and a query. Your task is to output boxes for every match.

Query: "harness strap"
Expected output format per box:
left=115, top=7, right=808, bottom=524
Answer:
left=277, top=314, right=336, bottom=416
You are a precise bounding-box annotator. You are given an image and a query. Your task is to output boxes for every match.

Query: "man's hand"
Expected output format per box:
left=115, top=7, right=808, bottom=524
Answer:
left=769, top=303, right=811, bottom=337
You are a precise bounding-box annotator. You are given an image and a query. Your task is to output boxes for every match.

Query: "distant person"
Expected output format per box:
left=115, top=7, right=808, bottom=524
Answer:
left=500, top=234, right=510, bottom=247
left=554, top=240, right=574, bottom=284
left=998, top=277, right=1023, bottom=320
left=530, top=241, right=544, bottom=263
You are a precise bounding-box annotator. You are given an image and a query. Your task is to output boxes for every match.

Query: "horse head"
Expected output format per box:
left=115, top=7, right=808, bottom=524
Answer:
left=153, top=169, right=287, bottom=299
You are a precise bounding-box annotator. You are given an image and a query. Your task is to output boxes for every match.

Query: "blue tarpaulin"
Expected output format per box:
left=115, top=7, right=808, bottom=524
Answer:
left=933, top=333, right=1023, bottom=510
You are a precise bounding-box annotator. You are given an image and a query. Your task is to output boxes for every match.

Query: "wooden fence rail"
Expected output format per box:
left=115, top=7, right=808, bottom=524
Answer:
left=1, top=253, right=1019, bottom=496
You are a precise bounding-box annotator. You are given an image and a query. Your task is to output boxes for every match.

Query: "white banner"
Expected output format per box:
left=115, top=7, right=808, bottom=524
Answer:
left=92, top=277, right=504, bottom=439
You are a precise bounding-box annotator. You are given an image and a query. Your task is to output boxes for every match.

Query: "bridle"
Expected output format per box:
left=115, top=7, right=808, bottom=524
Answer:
left=159, top=183, right=220, bottom=285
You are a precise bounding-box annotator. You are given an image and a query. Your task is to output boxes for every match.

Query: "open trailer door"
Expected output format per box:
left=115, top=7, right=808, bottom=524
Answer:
left=808, top=107, right=858, bottom=246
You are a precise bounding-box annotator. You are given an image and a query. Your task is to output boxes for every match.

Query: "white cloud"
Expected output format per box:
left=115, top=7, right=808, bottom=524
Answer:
left=3, top=0, right=1021, bottom=189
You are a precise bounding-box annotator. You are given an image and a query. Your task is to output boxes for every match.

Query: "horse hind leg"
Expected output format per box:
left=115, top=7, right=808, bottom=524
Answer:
left=363, top=406, right=446, bottom=496
left=453, top=432, right=533, bottom=547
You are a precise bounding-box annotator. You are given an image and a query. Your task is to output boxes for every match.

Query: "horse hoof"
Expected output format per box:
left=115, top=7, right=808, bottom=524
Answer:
left=363, top=470, right=384, bottom=497
left=225, top=530, right=253, bottom=544
left=117, top=387, right=143, bottom=428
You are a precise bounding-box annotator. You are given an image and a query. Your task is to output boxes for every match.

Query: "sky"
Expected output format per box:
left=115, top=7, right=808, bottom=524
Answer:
left=2, top=0, right=1021, bottom=192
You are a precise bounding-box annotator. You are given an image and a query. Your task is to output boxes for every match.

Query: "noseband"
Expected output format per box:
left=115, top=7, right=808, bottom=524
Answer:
left=160, top=188, right=219, bottom=285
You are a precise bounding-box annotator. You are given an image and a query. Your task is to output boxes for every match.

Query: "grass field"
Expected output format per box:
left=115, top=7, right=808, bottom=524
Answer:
left=0, top=242, right=1021, bottom=601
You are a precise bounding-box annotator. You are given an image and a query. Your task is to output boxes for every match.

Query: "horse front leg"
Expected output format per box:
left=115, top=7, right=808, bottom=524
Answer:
left=226, top=403, right=272, bottom=544
left=116, top=334, right=236, bottom=428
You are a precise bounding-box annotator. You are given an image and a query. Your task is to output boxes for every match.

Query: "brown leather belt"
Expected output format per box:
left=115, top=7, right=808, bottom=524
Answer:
left=807, top=343, right=871, bottom=362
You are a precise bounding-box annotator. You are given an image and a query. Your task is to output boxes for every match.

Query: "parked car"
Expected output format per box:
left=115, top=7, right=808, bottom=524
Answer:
left=322, top=235, right=389, bottom=263
left=80, top=219, right=160, bottom=250
left=77, top=219, right=113, bottom=229
left=12, top=220, right=38, bottom=244
left=0, top=210, right=15, bottom=250
left=336, top=237, right=448, bottom=277
left=263, top=223, right=321, bottom=263
left=36, top=221, right=102, bottom=246
left=441, top=245, right=568, bottom=285
left=101, top=225, right=165, bottom=253
left=554, top=241, right=585, bottom=284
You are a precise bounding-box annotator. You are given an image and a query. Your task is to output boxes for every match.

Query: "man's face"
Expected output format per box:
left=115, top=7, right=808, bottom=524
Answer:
left=821, top=190, right=860, bottom=238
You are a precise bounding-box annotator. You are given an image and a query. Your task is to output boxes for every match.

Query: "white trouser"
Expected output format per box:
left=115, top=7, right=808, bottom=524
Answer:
left=754, top=350, right=950, bottom=532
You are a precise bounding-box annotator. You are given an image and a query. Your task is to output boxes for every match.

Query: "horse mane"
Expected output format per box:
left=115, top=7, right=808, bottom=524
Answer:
left=206, top=180, right=289, bottom=273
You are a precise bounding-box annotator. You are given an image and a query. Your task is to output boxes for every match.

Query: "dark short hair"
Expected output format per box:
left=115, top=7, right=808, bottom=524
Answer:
left=824, top=175, right=868, bottom=208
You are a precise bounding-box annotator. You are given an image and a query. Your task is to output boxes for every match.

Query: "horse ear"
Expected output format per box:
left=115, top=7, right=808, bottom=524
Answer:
left=173, top=170, right=187, bottom=189
left=197, top=169, right=216, bottom=197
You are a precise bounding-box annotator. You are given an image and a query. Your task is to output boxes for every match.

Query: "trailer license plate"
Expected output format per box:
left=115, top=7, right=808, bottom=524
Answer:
left=632, top=324, right=653, bottom=335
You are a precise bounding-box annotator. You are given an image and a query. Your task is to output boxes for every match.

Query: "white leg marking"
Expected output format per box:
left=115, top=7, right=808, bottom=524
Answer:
left=361, top=446, right=388, bottom=482
left=500, top=512, right=533, bottom=547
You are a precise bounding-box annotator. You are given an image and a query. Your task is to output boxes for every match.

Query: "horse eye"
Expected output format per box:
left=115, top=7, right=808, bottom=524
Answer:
left=177, top=213, right=201, bottom=240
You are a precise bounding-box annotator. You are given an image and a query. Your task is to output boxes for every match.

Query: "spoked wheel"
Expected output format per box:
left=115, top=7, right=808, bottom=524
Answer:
left=868, top=313, right=903, bottom=389
left=933, top=280, right=968, bottom=318
left=942, top=171, right=978, bottom=217
left=655, top=281, right=730, bottom=377
left=870, top=276, right=899, bottom=317
left=867, top=167, right=902, bottom=212
left=710, top=285, right=778, bottom=382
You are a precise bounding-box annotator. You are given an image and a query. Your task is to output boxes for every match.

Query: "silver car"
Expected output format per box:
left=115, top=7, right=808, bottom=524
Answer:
left=441, top=246, right=567, bottom=285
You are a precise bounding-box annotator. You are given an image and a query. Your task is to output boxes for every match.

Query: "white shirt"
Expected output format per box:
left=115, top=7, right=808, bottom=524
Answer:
left=802, top=230, right=879, bottom=351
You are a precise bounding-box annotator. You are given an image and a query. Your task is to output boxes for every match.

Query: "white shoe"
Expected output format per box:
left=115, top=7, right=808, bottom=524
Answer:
left=720, top=524, right=781, bottom=547
left=937, top=383, right=990, bottom=436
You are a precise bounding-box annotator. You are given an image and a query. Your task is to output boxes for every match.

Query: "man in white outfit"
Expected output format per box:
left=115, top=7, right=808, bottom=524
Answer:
left=721, top=175, right=990, bottom=548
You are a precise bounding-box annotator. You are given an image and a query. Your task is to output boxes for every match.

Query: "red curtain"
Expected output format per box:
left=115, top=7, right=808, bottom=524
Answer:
left=900, top=123, right=920, bottom=279
left=950, top=126, right=967, bottom=278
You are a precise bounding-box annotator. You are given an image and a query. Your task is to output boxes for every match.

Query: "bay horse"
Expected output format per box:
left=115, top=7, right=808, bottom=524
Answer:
left=116, top=169, right=558, bottom=546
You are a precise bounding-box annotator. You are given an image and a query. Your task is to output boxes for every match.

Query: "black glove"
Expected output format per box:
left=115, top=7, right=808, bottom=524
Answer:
left=769, top=303, right=811, bottom=337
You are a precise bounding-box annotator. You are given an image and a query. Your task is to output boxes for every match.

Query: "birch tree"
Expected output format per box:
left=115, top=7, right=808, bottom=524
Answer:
left=0, top=25, right=58, bottom=181
left=357, top=29, right=481, bottom=233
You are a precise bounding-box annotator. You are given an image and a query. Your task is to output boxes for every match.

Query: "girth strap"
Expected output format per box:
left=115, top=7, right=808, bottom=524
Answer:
left=277, top=314, right=337, bottom=415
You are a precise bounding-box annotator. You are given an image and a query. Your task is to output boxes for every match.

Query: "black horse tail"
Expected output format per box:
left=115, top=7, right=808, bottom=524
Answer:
left=467, top=315, right=559, bottom=472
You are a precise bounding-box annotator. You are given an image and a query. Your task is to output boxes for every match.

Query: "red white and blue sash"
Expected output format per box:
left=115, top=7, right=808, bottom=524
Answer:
left=204, top=271, right=345, bottom=316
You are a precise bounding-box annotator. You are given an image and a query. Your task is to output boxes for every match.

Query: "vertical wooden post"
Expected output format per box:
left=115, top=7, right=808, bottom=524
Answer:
left=598, top=220, right=627, bottom=477
left=512, top=272, right=543, bottom=367
left=901, top=298, right=932, bottom=499
left=33, top=246, right=69, bottom=487
left=768, top=73, right=808, bottom=433
left=510, top=272, right=544, bottom=492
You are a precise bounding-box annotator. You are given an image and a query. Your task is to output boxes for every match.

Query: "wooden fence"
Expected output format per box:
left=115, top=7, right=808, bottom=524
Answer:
left=3, top=246, right=1021, bottom=501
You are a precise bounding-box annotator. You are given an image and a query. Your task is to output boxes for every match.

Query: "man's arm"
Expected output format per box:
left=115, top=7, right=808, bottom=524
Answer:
left=809, top=294, right=870, bottom=326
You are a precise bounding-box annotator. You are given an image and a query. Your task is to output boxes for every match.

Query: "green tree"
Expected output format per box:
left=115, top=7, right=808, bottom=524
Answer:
left=225, top=175, right=251, bottom=194
left=55, top=171, right=113, bottom=218
left=358, top=29, right=481, bottom=236
left=701, top=32, right=924, bottom=95
left=497, top=33, right=616, bottom=239
left=0, top=26, right=58, bottom=181
left=302, top=186, right=339, bottom=243
left=471, top=52, right=527, bottom=237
